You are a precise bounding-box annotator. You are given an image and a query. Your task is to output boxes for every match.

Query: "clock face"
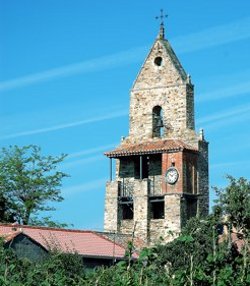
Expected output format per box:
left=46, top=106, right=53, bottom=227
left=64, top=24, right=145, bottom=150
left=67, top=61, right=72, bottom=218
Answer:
left=165, top=167, right=179, bottom=184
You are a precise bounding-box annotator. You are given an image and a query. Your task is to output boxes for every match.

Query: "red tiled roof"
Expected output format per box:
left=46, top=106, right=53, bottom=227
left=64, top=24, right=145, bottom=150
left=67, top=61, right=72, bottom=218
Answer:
left=218, top=228, right=246, bottom=254
left=2, top=231, right=22, bottom=243
left=231, top=232, right=245, bottom=253
left=105, top=139, right=197, bottom=158
left=0, top=224, right=137, bottom=259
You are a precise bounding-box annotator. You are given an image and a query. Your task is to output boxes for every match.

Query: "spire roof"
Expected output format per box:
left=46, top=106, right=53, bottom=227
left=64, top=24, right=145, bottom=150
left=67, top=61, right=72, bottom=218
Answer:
left=157, top=22, right=165, bottom=40
left=155, top=9, right=168, bottom=40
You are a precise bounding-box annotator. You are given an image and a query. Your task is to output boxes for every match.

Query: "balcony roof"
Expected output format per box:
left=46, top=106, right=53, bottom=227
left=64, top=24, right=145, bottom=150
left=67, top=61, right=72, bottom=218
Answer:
left=105, top=139, right=197, bottom=158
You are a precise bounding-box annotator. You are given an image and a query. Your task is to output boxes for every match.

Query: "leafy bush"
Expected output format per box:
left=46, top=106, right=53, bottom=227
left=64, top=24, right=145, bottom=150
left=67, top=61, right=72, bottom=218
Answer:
left=0, top=176, right=249, bottom=285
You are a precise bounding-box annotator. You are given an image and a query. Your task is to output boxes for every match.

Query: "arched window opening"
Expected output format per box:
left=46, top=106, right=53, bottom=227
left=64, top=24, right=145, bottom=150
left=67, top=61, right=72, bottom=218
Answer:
left=154, top=57, right=163, bottom=66
left=152, top=106, right=164, bottom=138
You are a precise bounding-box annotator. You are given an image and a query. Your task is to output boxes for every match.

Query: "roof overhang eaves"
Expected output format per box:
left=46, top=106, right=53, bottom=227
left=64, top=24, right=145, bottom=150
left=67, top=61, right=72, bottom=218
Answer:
left=79, top=254, right=129, bottom=260
left=105, top=147, right=185, bottom=158
left=182, top=148, right=199, bottom=155
left=4, top=232, right=49, bottom=253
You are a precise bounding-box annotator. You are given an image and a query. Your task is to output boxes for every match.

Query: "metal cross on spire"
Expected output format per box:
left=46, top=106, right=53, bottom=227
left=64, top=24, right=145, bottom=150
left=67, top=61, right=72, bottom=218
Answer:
left=155, top=9, right=168, bottom=25
left=155, top=9, right=168, bottom=39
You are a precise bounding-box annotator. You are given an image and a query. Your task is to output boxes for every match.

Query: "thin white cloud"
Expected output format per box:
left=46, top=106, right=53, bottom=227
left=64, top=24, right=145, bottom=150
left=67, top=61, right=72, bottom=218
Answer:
left=0, top=109, right=127, bottom=140
left=197, top=104, right=250, bottom=125
left=67, top=143, right=117, bottom=160
left=2, top=90, right=249, bottom=140
left=172, top=17, right=250, bottom=54
left=62, top=155, right=104, bottom=170
left=211, top=160, right=250, bottom=169
left=61, top=144, right=118, bottom=170
left=1, top=17, right=250, bottom=92
left=62, top=178, right=106, bottom=196
left=198, top=81, right=250, bottom=102
left=204, top=112, right=250, bottom=131
left=0, top=47, right=147, bottom=92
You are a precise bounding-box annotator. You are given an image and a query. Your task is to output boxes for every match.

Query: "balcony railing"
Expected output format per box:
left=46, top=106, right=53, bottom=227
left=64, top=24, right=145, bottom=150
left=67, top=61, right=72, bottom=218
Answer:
left=118, top=180, right=134, bottom=198
left=118, top=176, right=162, bottom=198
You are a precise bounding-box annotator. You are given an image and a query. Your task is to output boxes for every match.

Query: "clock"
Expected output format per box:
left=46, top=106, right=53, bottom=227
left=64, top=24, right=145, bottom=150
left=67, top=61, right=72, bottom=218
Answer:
left=165, top=167, right=179, bottom=184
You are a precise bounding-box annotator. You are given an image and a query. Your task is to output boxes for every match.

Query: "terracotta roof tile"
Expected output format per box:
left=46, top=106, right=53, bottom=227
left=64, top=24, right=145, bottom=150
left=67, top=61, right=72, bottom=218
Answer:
left=98, top=232, right=145, bottom=250
left=0, top=224, right=138, bottom=259
left=218, top=228, right=247, bottom=254
left=105, top=139, right=197, bottom=158
left=2, top=231, right=22, bottom=243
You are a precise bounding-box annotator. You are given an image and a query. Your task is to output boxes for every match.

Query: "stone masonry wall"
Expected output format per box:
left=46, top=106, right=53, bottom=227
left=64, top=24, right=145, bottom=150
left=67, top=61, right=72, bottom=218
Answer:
left=133, top=179, right=149, bottom=244
left=129, top=85, right=195, bottom=143
left=132, top=40, right=186, bottom=90
left=104, top=181, right=118, bottom=232
left=105, top=179, right=150, bottom=245
left=127, top=38, right=197, bottom=145
left=104, top=34, right=209, bottom=247
left=186, top=84, right=195, bottom=130
left=119, top=219, right=134, bottom=234
left=148, top=194, right=182, bottom=245
left=198, top=140, right=209, bottom=217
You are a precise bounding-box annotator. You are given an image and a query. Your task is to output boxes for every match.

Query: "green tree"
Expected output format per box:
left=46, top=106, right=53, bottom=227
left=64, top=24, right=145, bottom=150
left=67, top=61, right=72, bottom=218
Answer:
left=213, top=175, right=250, bottom=237
left=0, top=145, right=68, bottom=226
left=213, top=175, right=250, bottom=284
left=0, top=240, right=86, bottom=286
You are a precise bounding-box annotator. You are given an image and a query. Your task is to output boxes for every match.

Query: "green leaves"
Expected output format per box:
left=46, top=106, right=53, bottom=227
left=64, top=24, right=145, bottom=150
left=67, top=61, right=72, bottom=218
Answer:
left=177, top=235, right=194, bottom=243
left=213, top=175, right=250, bottom=237
left=0, top=244, right=86, bottom=286
left=0, top=161, right=249, bottom=285
left=0, top=145, right=68, bottom=226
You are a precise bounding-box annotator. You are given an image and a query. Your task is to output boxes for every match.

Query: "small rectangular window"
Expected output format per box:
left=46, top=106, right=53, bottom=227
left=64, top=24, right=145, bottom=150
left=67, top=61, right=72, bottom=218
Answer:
left=149, top=197, right=165, bottom=219
left=119, top=198, right=134, bottom=220
left=121, top=203, right=133, bottom=220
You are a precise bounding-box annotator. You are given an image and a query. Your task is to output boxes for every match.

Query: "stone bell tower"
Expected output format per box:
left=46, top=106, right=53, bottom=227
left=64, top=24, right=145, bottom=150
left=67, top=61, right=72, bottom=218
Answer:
left=104, top=19, right=209, bottom=246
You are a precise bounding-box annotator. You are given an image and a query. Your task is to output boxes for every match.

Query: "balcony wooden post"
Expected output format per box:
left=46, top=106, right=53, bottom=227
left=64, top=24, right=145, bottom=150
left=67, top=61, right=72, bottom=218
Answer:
left=110, top=158, right=112, bottom=181
left=140, top=155, right=143, bottom=180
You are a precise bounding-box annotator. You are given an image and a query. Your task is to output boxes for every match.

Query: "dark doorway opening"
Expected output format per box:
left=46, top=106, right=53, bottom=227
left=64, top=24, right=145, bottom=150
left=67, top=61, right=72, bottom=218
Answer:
left=149, top=197, right=165, bottom=219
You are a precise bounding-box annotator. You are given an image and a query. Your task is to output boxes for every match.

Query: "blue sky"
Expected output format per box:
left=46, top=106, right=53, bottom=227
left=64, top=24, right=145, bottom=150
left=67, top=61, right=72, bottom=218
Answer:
left=0, top=0, right=250, bottom=230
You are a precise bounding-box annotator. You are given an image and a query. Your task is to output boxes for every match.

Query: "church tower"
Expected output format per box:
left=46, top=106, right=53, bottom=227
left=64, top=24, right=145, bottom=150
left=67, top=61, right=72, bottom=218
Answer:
left=104, top=19, right=209, bottom=245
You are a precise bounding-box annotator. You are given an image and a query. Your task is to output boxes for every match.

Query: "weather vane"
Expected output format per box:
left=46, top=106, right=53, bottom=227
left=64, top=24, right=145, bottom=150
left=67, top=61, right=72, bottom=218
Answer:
left=155, top=9, right=168, bottom=25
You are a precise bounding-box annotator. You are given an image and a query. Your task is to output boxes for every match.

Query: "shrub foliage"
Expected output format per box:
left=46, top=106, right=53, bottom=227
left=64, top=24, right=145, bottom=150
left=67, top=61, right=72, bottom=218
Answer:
left=0, top=176, right=249, bottom=285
